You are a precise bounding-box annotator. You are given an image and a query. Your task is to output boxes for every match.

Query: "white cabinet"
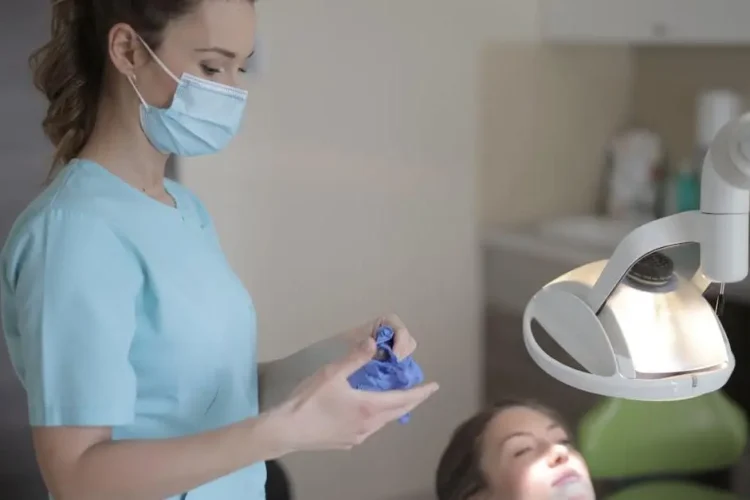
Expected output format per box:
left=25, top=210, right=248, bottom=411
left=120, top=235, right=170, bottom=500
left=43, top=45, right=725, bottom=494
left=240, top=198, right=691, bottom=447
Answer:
left=540, top=0, right=750, bottom=45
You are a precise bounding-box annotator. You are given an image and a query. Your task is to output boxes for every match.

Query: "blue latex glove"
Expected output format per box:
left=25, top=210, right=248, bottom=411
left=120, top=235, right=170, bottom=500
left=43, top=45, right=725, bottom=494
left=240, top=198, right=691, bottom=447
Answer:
left=347, top=325, right=425, bottom=424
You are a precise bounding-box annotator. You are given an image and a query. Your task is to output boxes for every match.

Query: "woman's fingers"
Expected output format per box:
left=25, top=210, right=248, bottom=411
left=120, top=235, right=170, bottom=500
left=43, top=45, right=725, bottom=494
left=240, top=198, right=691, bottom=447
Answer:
left=281, top=340, right=438, bottom=452
left=377, top=394, right=432, bottom=426
left=379, top=314, right=417, bottom=360
left=359, top=382, right=439, bottom=412
left=380, top=313, right=407, bottom=330
left=355, top=384, right=440, bottom=440
left=334, top=338, right=378, bottom=377
left=391, top=328, right=417, bottom=360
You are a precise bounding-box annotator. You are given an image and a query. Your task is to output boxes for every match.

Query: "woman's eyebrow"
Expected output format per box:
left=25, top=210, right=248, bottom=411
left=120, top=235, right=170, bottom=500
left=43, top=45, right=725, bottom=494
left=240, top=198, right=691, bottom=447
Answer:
left=195, top=47, right=256, bottom=60
left=195, top=47, right=237, bottom=59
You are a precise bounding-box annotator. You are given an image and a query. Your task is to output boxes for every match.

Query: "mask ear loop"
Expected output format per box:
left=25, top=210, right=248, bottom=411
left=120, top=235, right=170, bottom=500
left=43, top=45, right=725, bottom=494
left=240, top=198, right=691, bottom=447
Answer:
left=127, top=33, right=182, bottom=108
left=136, top=34, right=181, bottom=83
left=127, top=74, right=149, bottom=108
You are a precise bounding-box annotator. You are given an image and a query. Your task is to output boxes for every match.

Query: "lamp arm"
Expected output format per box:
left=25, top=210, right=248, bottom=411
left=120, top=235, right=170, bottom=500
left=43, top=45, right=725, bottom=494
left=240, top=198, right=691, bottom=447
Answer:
left=586, top=113, right=750, bottom=313
left=698, top=113, right=750, bottom=284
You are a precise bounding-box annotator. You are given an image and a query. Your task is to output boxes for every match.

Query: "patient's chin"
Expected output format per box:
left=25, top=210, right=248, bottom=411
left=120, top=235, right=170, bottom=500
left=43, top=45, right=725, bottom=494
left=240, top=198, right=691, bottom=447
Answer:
left=548, top=479, right=595, bottom=500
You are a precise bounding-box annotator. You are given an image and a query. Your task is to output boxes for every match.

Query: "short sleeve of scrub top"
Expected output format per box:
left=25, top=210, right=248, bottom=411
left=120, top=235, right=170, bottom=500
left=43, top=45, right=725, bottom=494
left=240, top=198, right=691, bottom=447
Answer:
left=0, top=159, right=266, bottom=499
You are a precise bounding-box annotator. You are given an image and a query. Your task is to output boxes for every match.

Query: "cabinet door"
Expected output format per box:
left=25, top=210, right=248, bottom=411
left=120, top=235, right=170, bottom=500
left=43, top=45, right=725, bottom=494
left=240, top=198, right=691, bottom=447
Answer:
left=666, top=0, right=750, bottom=44
left=540, top=0, right=750, bottom=44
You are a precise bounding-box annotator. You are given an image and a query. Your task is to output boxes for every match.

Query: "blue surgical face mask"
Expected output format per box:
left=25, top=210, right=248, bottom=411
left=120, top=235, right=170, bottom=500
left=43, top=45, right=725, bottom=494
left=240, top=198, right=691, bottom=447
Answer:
left=128, top=37, right=249, bottom=157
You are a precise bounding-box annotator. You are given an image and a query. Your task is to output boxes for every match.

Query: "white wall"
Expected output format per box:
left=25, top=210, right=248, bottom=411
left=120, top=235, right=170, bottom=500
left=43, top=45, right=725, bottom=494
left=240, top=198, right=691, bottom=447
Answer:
left=180, top=0, right=632, bottom=497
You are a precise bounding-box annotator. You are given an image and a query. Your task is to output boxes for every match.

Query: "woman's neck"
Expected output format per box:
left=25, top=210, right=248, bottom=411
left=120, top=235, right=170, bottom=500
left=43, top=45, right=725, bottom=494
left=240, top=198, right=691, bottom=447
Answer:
left=79, top=98, right=170, bottom=196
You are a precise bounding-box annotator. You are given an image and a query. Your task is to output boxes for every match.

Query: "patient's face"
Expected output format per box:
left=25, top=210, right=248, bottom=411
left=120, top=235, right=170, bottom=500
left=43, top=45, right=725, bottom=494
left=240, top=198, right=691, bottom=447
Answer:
left=477, top=406, right=595, bottom=500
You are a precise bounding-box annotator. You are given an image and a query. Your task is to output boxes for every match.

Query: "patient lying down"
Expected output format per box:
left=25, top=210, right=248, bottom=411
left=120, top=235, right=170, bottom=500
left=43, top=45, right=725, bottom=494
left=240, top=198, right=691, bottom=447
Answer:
left=436, top=400, right=595, bottom=500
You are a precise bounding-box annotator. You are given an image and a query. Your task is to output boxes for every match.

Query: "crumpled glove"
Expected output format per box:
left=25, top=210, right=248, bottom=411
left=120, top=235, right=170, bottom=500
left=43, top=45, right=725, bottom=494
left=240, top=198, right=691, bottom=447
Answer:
left=347, top=325, right=425, bottom=423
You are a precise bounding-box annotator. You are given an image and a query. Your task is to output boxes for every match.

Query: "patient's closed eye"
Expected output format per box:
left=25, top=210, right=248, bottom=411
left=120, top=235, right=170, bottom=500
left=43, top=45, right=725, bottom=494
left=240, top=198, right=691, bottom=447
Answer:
left=505, top=435, right=536, bottom=458
left=513, top=446, right=532, bottom=458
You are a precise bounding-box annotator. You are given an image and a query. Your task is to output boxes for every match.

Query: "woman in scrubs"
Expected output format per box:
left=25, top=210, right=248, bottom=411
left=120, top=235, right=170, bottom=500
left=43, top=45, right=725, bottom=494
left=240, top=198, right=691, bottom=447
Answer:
left=0, top=1, right=438, bottom=499
left=435, top=401, right=595, bottom=500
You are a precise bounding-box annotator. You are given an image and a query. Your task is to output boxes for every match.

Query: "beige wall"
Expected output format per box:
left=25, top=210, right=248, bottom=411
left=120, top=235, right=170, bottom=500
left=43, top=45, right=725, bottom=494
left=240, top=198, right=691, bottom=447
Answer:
left=181, top=1, right=491, bottom=498
left=633, top=46, right=750, bottom=167
left=480, top=44, right=633, bottom=227
left=178, top=1, right=633, bottom=497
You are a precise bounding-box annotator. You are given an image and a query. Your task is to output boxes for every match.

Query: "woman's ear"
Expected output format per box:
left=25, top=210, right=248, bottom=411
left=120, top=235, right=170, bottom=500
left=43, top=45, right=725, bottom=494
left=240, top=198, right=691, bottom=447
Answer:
left=108, top=23, right=149, bottom=76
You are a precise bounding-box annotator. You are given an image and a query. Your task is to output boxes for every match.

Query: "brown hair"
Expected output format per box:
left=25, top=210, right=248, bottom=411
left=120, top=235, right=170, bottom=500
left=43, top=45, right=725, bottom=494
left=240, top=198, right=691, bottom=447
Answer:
left=30, top=0, right=255, bottom=177
left=435, top=399, right=570, bottom=500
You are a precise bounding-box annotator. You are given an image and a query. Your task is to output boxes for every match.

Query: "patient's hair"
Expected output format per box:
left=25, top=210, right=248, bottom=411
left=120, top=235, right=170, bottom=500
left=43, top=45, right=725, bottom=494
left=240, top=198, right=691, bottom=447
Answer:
left=435, top=399, right=570, bottom=500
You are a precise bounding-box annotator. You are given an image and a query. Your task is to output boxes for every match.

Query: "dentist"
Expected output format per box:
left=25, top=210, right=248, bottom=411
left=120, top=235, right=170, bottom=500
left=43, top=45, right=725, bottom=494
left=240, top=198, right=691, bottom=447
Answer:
left=0, top=1, right=438, bottom=499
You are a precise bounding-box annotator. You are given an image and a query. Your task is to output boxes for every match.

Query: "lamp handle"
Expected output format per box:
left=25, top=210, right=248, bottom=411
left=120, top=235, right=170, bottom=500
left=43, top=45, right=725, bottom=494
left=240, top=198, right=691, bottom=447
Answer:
left=586, top=211, right=702, bottom=314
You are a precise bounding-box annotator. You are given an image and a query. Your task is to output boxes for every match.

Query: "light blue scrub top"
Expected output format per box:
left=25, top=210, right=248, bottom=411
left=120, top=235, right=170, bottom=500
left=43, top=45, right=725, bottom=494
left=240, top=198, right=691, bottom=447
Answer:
left=0, top=159, right=266, bottom=499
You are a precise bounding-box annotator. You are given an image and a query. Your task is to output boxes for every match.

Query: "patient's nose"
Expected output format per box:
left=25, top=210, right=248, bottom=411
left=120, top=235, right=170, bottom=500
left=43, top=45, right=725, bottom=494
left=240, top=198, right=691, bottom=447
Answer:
left=547, top=443, right=570, bottom=467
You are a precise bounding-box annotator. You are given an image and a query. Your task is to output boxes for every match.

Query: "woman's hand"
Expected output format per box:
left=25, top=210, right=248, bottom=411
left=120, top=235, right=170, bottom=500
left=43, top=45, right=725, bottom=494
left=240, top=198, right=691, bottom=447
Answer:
left=271, top=338, right=439, bottom=452
left=343, top=314, right=418, bottom=360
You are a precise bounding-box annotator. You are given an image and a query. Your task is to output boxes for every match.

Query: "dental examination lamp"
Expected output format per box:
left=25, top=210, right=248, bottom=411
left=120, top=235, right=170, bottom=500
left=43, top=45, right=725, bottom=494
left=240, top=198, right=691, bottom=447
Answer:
left=524, top=114, right=750, bottom=401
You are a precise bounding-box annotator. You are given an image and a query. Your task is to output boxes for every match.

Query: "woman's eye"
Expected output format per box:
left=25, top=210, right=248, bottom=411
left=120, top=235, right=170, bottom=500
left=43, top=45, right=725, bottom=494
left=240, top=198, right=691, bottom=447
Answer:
left=558, top=439, right=572, bottom=447
left=200, top=64, right=221, bottom=76
left=513, top=447, right=532, bottom=458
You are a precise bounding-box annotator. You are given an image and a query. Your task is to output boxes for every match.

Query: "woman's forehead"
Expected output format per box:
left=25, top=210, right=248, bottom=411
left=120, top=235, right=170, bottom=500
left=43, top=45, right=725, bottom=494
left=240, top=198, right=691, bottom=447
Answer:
left=162, top=0, right=257, bottom=58
left=485, top=407, right=563, bottom=442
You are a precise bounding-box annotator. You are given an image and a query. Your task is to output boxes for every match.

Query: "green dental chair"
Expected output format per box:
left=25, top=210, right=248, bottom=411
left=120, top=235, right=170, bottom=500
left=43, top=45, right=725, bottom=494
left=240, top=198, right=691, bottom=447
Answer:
left=577, top=391, right=748, bottom=499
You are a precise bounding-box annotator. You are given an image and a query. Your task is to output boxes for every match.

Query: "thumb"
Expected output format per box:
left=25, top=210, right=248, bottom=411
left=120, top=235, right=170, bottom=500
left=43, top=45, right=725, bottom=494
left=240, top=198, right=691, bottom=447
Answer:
left=336, top=337, right=377, bottom=377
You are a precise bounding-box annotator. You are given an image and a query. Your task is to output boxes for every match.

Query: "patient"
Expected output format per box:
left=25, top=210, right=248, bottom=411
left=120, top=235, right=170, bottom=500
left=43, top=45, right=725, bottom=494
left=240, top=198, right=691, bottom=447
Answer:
left=436, top=400, right=595, bottom=500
